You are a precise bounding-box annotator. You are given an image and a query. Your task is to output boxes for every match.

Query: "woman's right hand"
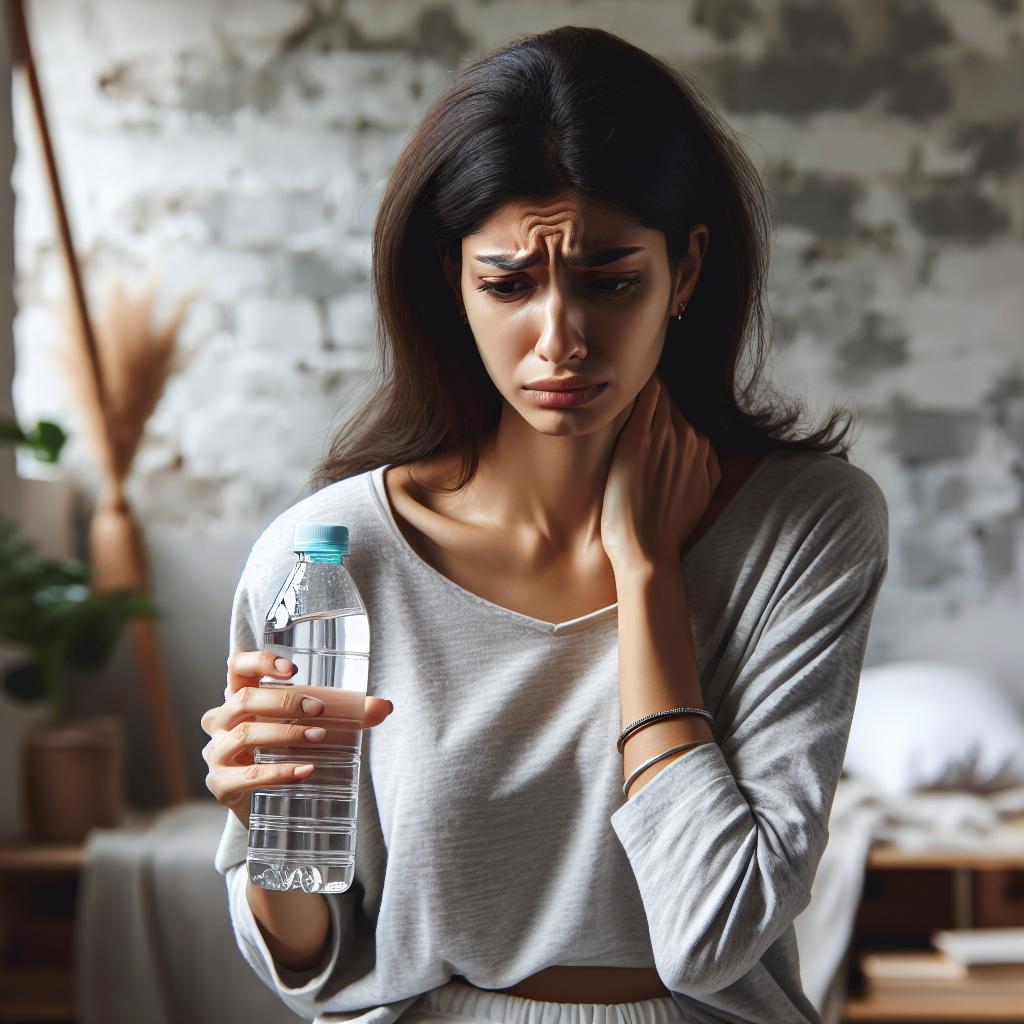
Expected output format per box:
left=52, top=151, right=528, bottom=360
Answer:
left=201, top=650, right=395, bottom=829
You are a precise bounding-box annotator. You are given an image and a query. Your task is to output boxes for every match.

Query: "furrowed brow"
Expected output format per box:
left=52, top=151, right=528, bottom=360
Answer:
left=473, top=246, right=647, bottom=271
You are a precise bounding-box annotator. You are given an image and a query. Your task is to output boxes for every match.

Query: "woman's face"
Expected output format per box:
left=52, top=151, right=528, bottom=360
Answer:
left=441, top=192, right=707, bottom=437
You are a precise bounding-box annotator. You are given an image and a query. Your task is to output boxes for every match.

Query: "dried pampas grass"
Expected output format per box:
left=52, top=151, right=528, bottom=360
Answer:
left=54, top=273, right=194, bottom=495
left=53, top=272, right=195, bottom=593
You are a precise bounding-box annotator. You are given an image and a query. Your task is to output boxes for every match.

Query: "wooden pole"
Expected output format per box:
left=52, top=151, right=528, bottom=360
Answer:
left=7, top=0, right=108, bottom=430
left=8, top=0, right=189, bottom=805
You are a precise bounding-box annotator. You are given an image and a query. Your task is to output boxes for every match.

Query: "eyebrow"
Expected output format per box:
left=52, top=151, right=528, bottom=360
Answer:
left=472, top=245, right=648, bottom=271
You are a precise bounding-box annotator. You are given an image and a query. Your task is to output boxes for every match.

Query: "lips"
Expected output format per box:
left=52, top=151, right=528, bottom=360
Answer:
left=523, top=382, right=608, bottom=408
left=523, top=377, right=604, bottom=391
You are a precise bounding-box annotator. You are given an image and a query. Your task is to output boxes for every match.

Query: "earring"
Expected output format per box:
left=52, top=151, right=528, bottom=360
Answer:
left=675, top=303, right=686, bottom=320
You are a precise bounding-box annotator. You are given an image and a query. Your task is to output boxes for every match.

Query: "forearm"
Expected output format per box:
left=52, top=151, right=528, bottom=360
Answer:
left=615, top=563, right=714, bottom=799
left=246, top=878, right=331, bottom=972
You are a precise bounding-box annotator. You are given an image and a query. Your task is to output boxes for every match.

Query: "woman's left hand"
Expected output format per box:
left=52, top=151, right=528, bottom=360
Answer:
left=601, top=371, right=722, bottom=574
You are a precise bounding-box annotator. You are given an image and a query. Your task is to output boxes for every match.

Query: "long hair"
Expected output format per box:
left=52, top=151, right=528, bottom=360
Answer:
left=311, top=25, right=855, bottom=493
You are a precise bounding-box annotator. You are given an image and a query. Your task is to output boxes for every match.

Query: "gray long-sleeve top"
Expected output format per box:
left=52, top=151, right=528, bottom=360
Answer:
left=214, top=447, right=889, bottom=1023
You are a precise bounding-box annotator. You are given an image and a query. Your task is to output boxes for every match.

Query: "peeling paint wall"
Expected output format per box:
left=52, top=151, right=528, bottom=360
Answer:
left=10, top=0, right=1024, bottom=723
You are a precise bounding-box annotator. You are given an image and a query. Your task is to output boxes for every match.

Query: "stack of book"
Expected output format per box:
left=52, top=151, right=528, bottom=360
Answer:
left=858, top=928, right=1024, bottom=1007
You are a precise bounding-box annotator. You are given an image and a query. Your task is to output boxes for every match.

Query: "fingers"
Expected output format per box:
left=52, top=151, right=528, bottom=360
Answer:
left=201, top=689, right=396, bottom=819
left=667, top=394, right=702, bottom=463
left=200, top=682, right=394, bottom=741
left=625, top=372, right=663, bottom=439
left=666, top=403, right=721, bottom=494
left=202, top=696, right=394, bottom=770
left=667, top=393, right=692, bottom=435
left=645, top=372, right=663, bottom=414
left=220, top=699, right=389, bottom=759
left=651, top=376, right=671, bottom=438
left=667, top=398, right=710, bottom=453
left=206, top=719, right=329, bottom=767
left=204, top=650, right=397, bottom=825
left=706, top=443, right=723, bottom=490
left=362, top=694, right=394, bottom=729
left=205, top=760, right=319, bottom=816
left=199, top=683, right=289, bottom=737
left=652, top=384, right=675, bottom=473
left=226, top=649, right=298, bottom=696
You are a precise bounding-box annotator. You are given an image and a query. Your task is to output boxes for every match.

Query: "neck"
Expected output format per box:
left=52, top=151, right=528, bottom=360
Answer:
left=457, top=398, right=634, bottom=556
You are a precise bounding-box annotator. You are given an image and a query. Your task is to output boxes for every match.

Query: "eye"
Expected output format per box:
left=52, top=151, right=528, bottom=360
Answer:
left=475, top=280, right=531, bottom=297
left=475, top=276, right=643, bottom=301
left=592, top=276, right=642, bottom=294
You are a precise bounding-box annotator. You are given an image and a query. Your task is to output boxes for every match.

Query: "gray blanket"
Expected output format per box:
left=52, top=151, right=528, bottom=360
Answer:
left=77, top=799, right=302, bottom=1024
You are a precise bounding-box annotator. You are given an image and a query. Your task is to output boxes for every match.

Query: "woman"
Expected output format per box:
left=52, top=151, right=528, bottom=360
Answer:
left=201, top=25, right=888, bottom=1024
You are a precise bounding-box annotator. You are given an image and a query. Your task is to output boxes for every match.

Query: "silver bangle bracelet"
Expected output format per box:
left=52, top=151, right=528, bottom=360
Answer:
left=622, top=740, right=713, bottom=799
left=617, top=706, right=715, bottom=753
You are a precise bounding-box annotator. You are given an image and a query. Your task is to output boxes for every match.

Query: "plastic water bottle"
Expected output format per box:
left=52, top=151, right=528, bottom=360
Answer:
left=246, top=522, right=370, bottom=894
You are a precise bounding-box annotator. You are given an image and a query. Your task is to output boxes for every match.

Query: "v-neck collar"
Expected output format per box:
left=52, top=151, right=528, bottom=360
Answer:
left=367, top=451, right=779, bottom=636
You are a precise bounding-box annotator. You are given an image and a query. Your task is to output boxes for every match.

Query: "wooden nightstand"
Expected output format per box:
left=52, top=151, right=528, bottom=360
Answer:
left=840, top=813, right=1024, bottom=1023
left=0, top=810, right=158, bottom=1023
left=0, top=840, right=83, bottom=1023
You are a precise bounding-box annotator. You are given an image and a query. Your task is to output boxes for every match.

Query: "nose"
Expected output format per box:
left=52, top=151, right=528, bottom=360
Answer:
left=533, top=279, right=587, bottom=365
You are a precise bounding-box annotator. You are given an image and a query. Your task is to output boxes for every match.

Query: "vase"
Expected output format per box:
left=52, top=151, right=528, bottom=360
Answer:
left=22, top=714, right=124, bottom=841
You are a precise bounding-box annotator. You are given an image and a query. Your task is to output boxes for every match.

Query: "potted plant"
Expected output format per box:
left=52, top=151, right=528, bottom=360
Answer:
left=0, top=418, right=157, bottom=840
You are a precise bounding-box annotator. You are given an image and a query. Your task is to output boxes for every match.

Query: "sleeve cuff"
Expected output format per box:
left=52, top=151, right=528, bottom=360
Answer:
left=214, top=810, right=250, bottom=875
left=226, top=861, right=345, bottom=995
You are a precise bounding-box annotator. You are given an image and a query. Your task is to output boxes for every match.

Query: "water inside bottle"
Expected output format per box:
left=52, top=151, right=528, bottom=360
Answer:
left=247, top=608, right=369, bottom=893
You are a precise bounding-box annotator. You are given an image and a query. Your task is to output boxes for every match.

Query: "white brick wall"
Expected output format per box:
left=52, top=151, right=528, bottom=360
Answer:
left=8, top=0, right=1024, bottom=803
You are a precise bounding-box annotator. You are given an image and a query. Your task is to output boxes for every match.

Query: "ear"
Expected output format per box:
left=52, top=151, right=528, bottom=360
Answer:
left=671, top=223, right=710, bottom=315
left=436, top=239, right=463, bottom=305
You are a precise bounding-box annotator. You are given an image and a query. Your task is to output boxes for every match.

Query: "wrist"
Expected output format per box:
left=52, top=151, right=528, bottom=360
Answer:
left=613, top=558, right=685, bottom=595
left=246, top=878, right=331, bottom=971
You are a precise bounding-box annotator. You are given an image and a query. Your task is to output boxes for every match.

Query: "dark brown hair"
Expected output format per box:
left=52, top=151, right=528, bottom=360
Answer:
left=311, top=25, right=855, bottom=493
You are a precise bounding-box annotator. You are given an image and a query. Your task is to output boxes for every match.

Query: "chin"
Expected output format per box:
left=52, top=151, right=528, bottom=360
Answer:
left=520, top=405, right=618, bottom=438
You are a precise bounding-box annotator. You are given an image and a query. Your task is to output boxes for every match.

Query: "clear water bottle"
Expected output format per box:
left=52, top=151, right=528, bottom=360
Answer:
left=247, top=522, right=370, bottom=894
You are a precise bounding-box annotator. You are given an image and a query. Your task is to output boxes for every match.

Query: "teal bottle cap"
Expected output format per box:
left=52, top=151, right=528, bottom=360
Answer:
left=293, top=522, right=349, bottom=555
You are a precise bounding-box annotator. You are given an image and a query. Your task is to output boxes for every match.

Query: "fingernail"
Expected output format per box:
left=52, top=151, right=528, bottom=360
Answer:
left=386, top=699, right=394, bottom=713
left=275, top=657, right=294, bottom=674
left=301, top=697, right=324, bottom=715
left=304, top=726, right=326, bottom=741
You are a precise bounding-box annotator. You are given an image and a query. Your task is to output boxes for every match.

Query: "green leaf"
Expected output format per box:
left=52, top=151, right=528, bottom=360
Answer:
left=31, top=421, right=68, bottom=463
left=0, top=516, right=158, bottom=680
left=0, top=418, right=67, bottom=463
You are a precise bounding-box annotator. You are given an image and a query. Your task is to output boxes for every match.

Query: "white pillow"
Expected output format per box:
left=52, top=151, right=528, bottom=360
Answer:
left=843, top=661, right=1024, bottom=797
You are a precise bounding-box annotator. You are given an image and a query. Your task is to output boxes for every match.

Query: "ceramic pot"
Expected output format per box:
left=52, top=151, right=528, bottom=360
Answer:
left=22, top=714, right=124, bottom=841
